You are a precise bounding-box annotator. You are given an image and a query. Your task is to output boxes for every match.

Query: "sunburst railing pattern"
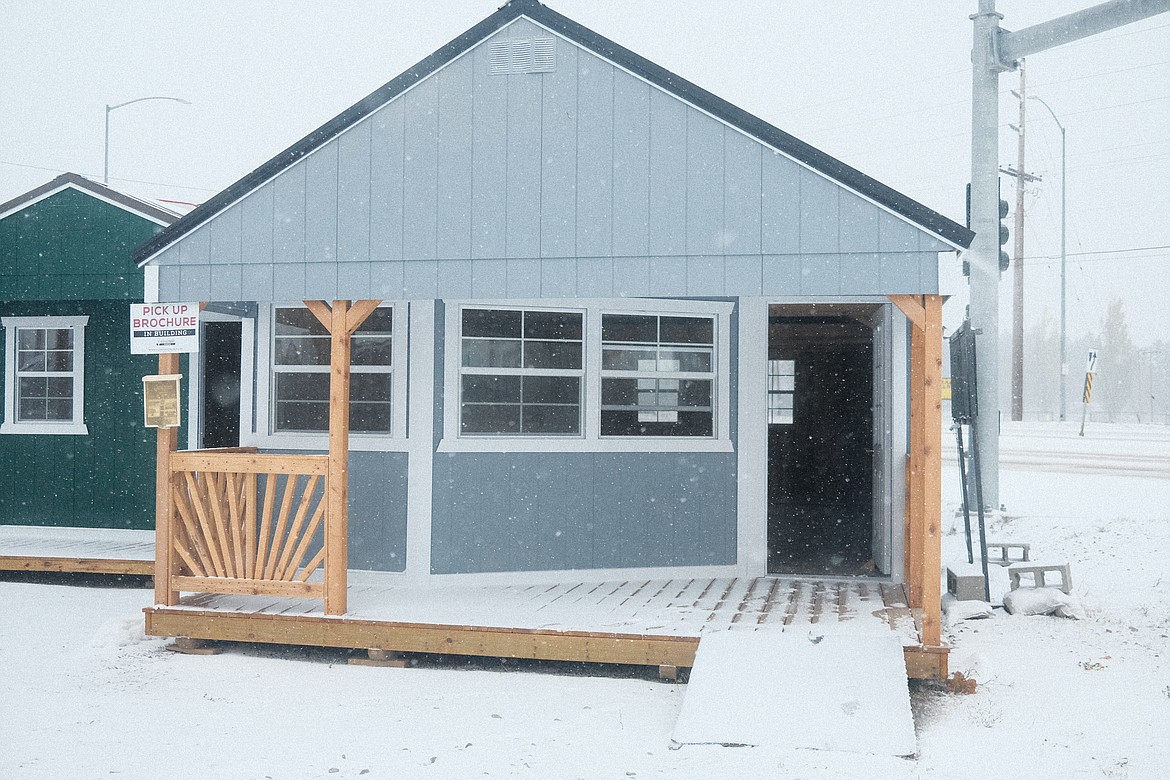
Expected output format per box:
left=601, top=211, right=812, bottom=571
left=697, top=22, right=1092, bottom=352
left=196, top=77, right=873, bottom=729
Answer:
left=166, top=449, right=330, bottom=601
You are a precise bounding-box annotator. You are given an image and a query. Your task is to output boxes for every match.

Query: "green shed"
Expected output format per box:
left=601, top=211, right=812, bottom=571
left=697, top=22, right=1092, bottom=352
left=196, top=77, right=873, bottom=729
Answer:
left=0, top=173, right=177, bottom=530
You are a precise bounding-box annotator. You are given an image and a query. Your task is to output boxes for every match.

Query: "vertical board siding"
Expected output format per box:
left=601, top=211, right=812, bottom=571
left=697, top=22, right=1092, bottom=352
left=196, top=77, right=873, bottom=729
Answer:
left=240, top=182, right=275, bottom=266
left=611, top=71, right=651, bottom=257
left=430, top=452, right=737, bottom=574
left=272, top=162, right=307, bottom=266
left=470, top=39, right=508, bottom=260
left=685, top=108, right=724, bottom=256
left=152, top=23, right=947, bottom=303
left=337, top=120, right=373, bottom=265
left=647, top=87, right=688, bottom=256
left=347, top=451, right=409, bottom=571
left=576, top=55, right=614, bottom=258
left=436, top=54, right=475, bottom=262
left=540, top=42, right=578, bottom=260
left=403, top=76, right=440, bottom=262
left=304, top=127, right=341, bottom=268
left=370, top=99, right=406, bottom=262
left=505, top=63, right=543, bottom=259
left=724, top=130, right=763, bottom=256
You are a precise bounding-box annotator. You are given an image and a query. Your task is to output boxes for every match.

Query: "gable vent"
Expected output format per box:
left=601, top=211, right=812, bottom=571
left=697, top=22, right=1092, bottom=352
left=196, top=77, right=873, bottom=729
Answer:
left=489, top=37, right=556, bottom=75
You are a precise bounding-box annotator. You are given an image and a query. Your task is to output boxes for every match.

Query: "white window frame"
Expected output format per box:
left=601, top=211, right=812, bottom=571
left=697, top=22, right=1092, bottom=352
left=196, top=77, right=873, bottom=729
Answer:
left=1, top=315, right=89, bottom=436
left=249, top=303, right=409, bottom=452
left=457, top=306, right=586, bottom=437
left=440, top=298, right=733, bottom=453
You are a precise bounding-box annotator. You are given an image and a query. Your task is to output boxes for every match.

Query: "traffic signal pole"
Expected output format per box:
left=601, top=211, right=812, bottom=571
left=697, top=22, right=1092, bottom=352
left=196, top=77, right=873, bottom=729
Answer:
left=968, top=0, right=1170, bottom=510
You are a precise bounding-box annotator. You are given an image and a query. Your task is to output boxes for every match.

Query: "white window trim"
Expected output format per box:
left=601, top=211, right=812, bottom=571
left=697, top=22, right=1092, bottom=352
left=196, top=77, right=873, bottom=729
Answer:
left=440, top=298, right=734, bottom=454
left=1, top=315, right=89, bottom=436
left=247, top=303, right=409, bottom=452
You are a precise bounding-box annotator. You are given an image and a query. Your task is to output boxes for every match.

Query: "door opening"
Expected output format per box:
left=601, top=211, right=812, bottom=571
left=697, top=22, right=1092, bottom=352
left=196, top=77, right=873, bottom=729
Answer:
left=200, top=320, right=242, bottom=449
left=767, top=304, right=880, bottom=576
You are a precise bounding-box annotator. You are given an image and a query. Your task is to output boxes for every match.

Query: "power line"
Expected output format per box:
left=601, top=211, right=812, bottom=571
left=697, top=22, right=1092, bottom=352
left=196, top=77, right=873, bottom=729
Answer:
left=0, top=159, right=218, bottom=193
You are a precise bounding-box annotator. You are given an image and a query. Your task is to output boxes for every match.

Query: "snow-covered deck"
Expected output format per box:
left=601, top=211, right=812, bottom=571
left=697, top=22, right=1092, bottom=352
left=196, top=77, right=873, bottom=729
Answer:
left=145, top=576, right=941, bottom=677
left=0, top=525, right=154, bottom=575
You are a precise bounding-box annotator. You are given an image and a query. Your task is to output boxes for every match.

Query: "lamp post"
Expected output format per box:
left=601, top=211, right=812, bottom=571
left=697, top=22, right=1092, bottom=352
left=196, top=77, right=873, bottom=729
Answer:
left=104, top=96, right=191, bottom=184
left=1030, top=95, right=1067, bottom=421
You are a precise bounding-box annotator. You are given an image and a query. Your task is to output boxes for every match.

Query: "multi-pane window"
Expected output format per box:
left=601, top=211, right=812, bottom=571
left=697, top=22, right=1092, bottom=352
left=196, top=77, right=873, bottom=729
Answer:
left=272, top=306, right=393, bottom=434
left=1, top=316, right=87, bottom=435
left=767, top=359, right=795, bottom=424
left=459, top=308, right=583, bottom=435
left=600, top=314, right=715, bottom=437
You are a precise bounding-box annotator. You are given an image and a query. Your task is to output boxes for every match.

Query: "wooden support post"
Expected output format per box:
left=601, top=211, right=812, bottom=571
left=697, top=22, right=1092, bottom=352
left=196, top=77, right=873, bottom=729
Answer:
left=164, top=636, right=221, bottom=655
left=154, top=352, right=180, bottom=606
left=305, top=299, right=381, bottom=617
left=906, top=303, right=925, bottom=609
left=326, top=300, right=351, bottom=616
left=349, top=648, right=410, bottom=668
left=921, top=295, right=944, bottom=647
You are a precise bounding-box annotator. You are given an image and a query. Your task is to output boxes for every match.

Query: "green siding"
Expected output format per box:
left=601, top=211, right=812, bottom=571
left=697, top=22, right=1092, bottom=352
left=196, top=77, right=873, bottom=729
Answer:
left=0, top=186, right=171, bottom=529
left=0, top=187, right=162, bottom=301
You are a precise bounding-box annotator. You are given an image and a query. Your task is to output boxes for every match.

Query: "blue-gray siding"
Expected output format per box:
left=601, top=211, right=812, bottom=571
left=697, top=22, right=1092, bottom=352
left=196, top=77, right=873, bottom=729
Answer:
left=347, top=451, right=409, bottom=571
left=153, top=17, right=947, bottom=303
left=430, top=452, right=737, bottom=574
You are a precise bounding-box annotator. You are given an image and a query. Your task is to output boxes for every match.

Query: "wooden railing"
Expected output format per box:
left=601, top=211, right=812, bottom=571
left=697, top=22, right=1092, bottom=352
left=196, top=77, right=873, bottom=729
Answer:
left=163, top=448, right=335, bottom=605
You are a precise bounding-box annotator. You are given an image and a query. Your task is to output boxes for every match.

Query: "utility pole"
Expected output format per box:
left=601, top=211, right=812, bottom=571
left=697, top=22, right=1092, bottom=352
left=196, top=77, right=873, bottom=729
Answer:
left=1011, top=61, right=1027, bottom=423
left=967, top=0, right=1170, bottom=509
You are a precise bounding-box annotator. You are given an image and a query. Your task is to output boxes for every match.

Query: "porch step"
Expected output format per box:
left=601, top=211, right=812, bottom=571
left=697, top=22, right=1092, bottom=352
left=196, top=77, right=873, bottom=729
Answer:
left=671, top=628, right=916, bottom=757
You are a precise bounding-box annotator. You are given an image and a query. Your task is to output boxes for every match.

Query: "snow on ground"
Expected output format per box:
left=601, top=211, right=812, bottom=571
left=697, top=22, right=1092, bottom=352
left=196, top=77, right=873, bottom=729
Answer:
left=1, top=421, right=1168, bottom=778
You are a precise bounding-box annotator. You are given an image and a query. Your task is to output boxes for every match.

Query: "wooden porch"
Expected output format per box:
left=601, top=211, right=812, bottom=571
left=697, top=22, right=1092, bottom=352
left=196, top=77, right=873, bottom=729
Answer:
left=144, top=575, right=947, bottom=678
left=146, top=294, right=946, bottom=679
left=0, top=524, right=154, bottom=576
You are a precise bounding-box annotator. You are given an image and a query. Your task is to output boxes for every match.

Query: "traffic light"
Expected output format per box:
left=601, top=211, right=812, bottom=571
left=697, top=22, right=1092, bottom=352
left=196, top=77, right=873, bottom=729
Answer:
left=960, top=182, right=1012, bottom=276
left=998, top=193, right=1011, bottom=272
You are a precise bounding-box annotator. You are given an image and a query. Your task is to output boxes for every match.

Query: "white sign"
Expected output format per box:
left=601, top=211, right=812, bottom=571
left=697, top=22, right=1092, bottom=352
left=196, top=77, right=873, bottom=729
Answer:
left=130, top=302, right=200, bottom=354
left=1086, top=349, right=1099, bottom=374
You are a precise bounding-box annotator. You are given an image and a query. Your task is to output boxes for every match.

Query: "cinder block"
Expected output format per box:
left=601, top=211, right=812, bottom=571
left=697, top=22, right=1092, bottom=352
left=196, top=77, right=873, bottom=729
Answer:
left=947, top=566, right=986, bottom=601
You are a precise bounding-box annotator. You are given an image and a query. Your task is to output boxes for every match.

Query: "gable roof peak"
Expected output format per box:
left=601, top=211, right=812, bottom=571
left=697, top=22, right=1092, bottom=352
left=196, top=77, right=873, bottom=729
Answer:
left=0, top=172, right=178, bottom=225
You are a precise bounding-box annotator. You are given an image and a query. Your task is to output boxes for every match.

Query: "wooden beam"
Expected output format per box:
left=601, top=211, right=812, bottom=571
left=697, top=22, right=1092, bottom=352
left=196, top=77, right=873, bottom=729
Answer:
left=171, top=452, right=328, bottom=476
left=171, top=575, right=323, bottom=599
left=154, top=352, right=180, bottom=605
left=921, top=294, right=944, bottom=647
left=325, top=300, right=351, bottom=615
left=903, top=644, right=949, bottom=680
left=888, top=294, right=926, bottom=332
left=906, top=314, right=925, bottom=609
left=344, top=299, right=383, bottom=336
left=0, top=556, right=153, bottom=576
left=303, top=299, right=333, bottom=330
left=144, top=607, right=700, bottom=668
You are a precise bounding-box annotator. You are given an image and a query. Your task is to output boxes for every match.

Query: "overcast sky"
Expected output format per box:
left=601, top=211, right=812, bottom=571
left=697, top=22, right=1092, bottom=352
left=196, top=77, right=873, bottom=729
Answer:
left=3, top=1, right=1168, bottom=346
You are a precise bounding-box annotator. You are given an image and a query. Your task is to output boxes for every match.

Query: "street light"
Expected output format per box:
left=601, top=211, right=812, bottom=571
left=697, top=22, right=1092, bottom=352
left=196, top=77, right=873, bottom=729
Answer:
left=104, top=96, right=191, bottom=184
left=1029, top=95, right=1067, bottom=421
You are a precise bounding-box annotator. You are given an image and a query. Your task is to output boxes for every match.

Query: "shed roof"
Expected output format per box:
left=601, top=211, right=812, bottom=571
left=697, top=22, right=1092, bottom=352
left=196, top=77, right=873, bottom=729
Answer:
left=0, top=173, right=178, bottom=226
left=136, top=0, right=972, bottom=267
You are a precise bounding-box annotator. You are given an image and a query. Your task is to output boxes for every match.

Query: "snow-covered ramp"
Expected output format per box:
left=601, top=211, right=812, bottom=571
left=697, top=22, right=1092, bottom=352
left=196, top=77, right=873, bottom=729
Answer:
left=671, top=629, right=916, bottom=757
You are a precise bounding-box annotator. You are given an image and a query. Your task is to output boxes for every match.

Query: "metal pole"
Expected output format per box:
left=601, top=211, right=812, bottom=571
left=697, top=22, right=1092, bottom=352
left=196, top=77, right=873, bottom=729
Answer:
left=1030, top=95, right=1067, bottom=421
left=103, top=105, right=111, bottom=184
left=1011, top=61, right=1027, bottom=422
left=1059, top=122, right=1067, bottom=421
left=969, top=0, right=1004, bottom=509
left=102, top=96, right=190, bottom=186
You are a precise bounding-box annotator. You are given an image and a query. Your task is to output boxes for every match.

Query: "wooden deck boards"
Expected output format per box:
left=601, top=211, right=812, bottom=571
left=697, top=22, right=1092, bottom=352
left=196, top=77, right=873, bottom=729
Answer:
left=0, top=525, right=154, bottom=575
left=143, top=575, right=946, bottom=678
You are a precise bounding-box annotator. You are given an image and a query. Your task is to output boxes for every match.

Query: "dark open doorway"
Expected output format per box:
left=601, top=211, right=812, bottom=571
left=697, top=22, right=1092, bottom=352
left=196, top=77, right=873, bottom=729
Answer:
left=767, top=305, right=879, bottom=576
left=200, top=320, right=242, bottom=449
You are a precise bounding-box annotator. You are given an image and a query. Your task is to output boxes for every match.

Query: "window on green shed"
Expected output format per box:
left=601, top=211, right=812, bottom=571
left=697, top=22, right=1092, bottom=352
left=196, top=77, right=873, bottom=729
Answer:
left=1, top=316, right=89, bottom=436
